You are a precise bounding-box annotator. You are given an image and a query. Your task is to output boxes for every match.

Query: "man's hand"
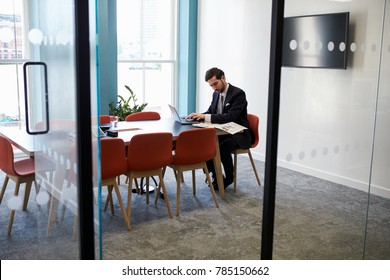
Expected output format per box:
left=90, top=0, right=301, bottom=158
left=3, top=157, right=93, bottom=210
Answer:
left=186, top=113, right=205, bottom=121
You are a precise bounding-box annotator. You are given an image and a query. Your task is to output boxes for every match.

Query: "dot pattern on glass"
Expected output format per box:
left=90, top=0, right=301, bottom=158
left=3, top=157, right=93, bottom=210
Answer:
left=350, top=43, right=357, bottom=52
left=289, top=39, right=298, bottom=50
left=28, top=28, right=44, bottom=45
left=339, top=42, right=346, bottom=52
left=7, top=196, right=22, bottom=210
left=287, top=143, right=354, bottom=162
left=36, top=191, right=50, bottom=206
left=328, top=41, right=335, bottom=51
left=323, top=147, right=329, bottom=156
left=303, top=40, right=310, bottom=50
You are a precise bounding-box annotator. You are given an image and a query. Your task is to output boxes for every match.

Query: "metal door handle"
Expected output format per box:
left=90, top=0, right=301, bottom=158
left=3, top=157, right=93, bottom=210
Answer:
left=23, top=62, right=49, bottom=135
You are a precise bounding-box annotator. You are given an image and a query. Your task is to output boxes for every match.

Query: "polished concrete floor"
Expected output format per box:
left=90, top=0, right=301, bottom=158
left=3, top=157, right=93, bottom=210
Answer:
left=0, top=156, right=389, bottom=259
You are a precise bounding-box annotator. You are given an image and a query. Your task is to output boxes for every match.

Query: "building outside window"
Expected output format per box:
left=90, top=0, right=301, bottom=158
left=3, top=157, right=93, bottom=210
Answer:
left=0, top=0, right=25, bottom=127
left=116, top=0, right=177, bottom=116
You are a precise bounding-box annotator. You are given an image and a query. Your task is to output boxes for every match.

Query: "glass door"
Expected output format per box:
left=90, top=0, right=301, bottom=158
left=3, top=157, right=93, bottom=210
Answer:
left=0, top=0, right=99, bottom=259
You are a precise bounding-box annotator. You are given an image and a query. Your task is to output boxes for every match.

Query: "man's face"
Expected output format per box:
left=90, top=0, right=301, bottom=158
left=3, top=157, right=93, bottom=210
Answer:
left=207, top=75, right=226, bottom=93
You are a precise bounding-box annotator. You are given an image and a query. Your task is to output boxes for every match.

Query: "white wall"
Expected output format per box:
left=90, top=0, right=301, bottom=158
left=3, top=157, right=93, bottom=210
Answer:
left=197, top=0, right=272, bottom=160
left=197, top=0, right=390, bottom=198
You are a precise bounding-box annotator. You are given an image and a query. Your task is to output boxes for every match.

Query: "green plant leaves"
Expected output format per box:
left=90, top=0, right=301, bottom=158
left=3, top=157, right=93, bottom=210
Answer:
left=108, top=85, right=148, bottom=121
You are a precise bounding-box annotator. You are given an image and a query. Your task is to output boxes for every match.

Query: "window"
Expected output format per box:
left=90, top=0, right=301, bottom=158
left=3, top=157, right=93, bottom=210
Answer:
left=0, top=0, right=25, bottom=126
left=116, top=0, right=177, bottom=115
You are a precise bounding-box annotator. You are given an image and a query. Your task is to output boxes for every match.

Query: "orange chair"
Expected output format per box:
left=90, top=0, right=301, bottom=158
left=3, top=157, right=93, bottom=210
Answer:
left=163, top=128, right=219, bottom=217
left=126, top=132, right=173, bottom=220
left=70, top=138, right=130, bottom=237
left=0, top=135, right=53, bottom=234
left=99, top=115, right=111, bottom=125
left=125, top=111, right=161, bottom=191
left=125, top=111, right=161, bottom=121
left=232, top=114, right=261, bottom=192
left=100, top=138, right=131, bottom=230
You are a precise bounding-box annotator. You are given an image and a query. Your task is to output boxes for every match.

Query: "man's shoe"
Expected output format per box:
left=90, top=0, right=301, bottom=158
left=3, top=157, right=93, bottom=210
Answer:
left=212, top=179, right=218, bottom=190
left=224, top=177, right=233, bottom=189
left=212, top=177, right=233, bottom=190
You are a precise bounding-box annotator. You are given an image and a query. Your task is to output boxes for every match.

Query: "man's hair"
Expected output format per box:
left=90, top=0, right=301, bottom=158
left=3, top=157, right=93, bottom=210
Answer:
left=205, top=67, right=225, bottom=81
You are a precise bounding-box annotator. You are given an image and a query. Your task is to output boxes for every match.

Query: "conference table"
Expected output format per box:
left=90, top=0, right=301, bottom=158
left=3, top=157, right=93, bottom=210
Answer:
left=0, top=119, right=228, bottom=214
left=106, top=118, right=228, bottom=198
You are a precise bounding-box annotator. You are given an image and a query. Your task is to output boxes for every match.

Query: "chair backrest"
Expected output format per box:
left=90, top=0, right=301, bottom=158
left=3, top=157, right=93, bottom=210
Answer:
left=125, top=111, right=161, bottom=121
left=0, top=135, right=17, bottom=176
left=99, top=115, right=111, bottom=125
left=127, top=132, right=173, bottom=171
left=247, top=114, right=259, bottom=148
left=173, top=128, right=216, bottom=165
left=100, top=138, right=128, bottom=180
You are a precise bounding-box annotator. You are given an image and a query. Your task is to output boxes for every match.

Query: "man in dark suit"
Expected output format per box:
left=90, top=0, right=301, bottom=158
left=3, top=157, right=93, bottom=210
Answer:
left=187, top=67, right=252, bottom=190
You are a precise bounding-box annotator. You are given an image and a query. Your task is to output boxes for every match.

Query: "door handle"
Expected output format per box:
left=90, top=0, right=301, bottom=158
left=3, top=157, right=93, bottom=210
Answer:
left=23, top=62, right=49, bottom=135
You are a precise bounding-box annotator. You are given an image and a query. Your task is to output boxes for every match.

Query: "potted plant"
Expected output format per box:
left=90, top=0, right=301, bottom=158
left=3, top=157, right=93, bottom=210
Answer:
left=109, top=85, right=148, bottom=121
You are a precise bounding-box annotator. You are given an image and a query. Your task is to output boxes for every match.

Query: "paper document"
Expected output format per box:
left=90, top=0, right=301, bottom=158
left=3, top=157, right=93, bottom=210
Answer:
left=192, top=122, right=247, bottom=135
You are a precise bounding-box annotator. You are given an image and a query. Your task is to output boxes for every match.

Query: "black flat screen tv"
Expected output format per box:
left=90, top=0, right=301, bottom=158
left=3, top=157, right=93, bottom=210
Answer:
left=282, top=12, right=349, bottom=69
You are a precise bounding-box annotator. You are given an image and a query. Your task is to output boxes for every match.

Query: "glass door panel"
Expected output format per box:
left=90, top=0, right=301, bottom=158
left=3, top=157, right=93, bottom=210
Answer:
left=0, top=0, right=99, bottom=259
left=364, top=0, right=390, bottom=259
left=273, top=0, right=386, bottom=259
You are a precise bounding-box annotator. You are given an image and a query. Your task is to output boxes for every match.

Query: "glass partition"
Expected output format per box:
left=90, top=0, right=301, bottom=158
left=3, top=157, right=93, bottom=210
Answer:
left=0, top=0, right=99, bottom=259
left=273, top=0, right=390, bottom=259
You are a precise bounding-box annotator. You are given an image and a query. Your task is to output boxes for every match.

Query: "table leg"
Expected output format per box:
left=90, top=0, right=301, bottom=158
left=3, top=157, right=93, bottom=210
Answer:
left=213, top=135, right=225, bottom=199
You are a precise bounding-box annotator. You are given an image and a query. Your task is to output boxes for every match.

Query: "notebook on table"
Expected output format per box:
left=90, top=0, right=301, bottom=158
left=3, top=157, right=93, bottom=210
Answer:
left=168, top=104, right=199, bottom=125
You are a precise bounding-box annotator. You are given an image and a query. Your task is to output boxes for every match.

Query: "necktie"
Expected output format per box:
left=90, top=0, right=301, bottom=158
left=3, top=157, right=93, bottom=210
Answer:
left=218, top=95, right=224, bottom=114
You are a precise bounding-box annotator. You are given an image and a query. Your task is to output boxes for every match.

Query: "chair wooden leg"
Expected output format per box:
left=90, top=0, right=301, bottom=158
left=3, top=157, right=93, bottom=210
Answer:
left=204, top=165, right=219, bottom=209
left=145, top=177, right=150, bottom=204
left=248, top=150, right=261, bottom=186
left=8, top=181, right=21, bottom=235
left=133, top=178, right=140, bottom=194
left=176, top=171, right=181, bottom=217
left=105, top=186, right=115, bottom=215
left=154, top=181, right=162, bottom=204
left=22, top=180, right=33, bottom=211
left=127, top=177, right=133, bottom=219
left=158, top=174, right=172, bottom=219
left=113, top=184, right=131, bottom=230
left=0, top=176, right=9, bottom=204
left=233, top=152, right=238, bottom=193
left=192, top=170, right=196, bottom=195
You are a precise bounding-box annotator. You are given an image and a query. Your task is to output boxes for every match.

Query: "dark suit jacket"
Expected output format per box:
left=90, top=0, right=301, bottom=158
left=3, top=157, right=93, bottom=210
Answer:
left=203, top=83, right=252, bottom=149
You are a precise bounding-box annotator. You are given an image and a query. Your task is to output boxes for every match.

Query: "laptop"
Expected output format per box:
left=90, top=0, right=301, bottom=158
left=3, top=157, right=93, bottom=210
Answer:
left=168, top=104, right=199, bottom=125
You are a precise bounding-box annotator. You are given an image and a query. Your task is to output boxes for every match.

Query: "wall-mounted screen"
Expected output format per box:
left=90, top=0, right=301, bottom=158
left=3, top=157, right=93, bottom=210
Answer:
left=282, top=12, right=349, bottom=69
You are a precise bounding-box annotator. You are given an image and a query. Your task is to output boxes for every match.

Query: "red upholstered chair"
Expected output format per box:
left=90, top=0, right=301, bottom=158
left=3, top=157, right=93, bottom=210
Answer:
left=100, top=138, right=131, bottom=230
left=126, top=132, right=173, bottom=220
left=163, top=128, right=219, bottom=217
left=232, top=113, right=261, bottom=192
left=99, top=115, right=111, bottom=125
left=0, top=135, right=53, bottom=234
left=125, top=111, right=161, bottom=190
left=125, top=111, right=161, bottom=121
